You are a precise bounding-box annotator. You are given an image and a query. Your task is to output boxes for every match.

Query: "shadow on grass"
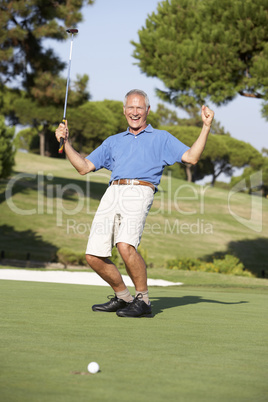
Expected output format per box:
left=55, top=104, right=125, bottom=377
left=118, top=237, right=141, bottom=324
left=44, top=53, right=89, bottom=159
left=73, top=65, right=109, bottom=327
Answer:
left=0, top=224, right=58, bottom=262
left=204, top=238, right=268, bottom=278
left=151, top=296, right=248, bottom=316
left=0, top=177, right=30, bottom=204
left=0, top=172, right=109, bottom=204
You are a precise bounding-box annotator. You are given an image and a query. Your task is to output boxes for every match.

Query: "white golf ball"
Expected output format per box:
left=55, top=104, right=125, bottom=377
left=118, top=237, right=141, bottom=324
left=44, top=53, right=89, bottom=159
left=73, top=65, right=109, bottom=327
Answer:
left=87, top=362, right=100, bottom=374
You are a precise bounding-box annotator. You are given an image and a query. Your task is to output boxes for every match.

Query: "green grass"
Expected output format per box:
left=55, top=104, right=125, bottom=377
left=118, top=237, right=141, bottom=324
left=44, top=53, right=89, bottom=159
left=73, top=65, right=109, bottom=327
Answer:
left=1, top=280, right=267, bottom=402
left=1, top=152, right=267, bottom=401
left=0, top=152, right=268, bottom=277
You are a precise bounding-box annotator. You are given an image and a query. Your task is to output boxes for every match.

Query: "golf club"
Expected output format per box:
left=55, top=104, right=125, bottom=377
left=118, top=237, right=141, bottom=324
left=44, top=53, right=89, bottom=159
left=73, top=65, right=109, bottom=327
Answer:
left=58, top=28, right=78, bottom=154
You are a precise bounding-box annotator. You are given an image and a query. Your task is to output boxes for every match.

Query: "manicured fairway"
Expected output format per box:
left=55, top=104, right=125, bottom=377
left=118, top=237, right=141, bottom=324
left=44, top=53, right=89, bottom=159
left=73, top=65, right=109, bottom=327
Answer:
left=1, top=280, right=267, bottom=402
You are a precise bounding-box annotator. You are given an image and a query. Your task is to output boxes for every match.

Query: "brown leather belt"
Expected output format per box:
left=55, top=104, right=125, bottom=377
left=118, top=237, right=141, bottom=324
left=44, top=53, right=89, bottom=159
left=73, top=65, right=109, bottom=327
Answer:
left=111, top=179, right=155, bottom=192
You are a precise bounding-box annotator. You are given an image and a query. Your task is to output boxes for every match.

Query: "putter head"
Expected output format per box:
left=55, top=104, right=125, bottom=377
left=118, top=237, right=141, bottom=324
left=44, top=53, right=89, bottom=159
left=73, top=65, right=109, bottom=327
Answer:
left=66, top=28, right=78, bottom=34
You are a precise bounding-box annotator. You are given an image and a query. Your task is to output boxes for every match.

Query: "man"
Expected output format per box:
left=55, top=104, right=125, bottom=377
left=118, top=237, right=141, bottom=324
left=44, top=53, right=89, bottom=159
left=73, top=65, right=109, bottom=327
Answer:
left=55, top=89, right=214, bottom=318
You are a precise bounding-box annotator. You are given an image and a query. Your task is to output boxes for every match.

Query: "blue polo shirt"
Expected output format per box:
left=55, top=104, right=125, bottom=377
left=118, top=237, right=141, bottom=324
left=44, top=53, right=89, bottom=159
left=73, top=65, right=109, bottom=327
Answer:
left=86, top=124, right=190, bottom=189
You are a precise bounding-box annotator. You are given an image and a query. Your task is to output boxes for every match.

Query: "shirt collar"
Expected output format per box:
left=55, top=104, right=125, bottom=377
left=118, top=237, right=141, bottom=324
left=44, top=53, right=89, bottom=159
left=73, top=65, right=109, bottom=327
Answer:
left=123, top=124, right=153, bottom=136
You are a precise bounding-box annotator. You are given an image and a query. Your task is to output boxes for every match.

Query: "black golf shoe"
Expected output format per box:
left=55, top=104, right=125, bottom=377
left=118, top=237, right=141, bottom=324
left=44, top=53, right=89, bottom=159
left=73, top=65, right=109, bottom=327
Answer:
left=116, top=293, right=153, bottom=318
left=92, top=295, right=129, bottom=312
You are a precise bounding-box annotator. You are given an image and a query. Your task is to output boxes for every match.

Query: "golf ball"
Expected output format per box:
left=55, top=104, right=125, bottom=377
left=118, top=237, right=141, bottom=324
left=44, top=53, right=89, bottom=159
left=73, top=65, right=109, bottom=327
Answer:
left=87, top=362, right=100, bottom=374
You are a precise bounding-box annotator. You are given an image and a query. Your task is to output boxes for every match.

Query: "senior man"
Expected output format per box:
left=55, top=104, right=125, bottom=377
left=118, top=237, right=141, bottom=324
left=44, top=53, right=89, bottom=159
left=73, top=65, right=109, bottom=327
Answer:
left=55, top=89, right=214, bottom=317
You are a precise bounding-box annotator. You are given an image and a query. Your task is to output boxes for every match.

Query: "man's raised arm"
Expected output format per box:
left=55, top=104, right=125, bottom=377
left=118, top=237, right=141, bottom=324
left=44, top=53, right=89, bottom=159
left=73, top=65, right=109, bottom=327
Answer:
left=182, top=105, right=214, bottom=165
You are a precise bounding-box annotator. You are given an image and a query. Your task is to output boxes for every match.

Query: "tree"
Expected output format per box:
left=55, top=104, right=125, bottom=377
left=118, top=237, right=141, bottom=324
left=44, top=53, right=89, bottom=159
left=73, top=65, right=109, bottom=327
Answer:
left=0, top=1, right=94, bottom=156
left=162, top=125, right=263, bottom=185
left=262, top=148, right=268, bottom=157
left=0, top=0, right=94, bottom=96
left=156, top=103, right=231, bottom=135
left=67, top=100, right=161, bottom=155
left=5, top=73, right=90, bottom=157
left=102, top=100, right=129, bottom=133
left=14, top=126, right=39, bottom=153
left=230, top=159, right=268, bottom=197
left=156, top=104, right=184, bottom=126
left=262, top=159, right=268, bottom=196
left=162, top=125, right=201, bottom=182
left=132, top=0, right=268, bottom=118
left=203, top=135, right=263, bottom=186
left=69, top=102, right=118, bottom=155
left=0, top=115, right=15, bottom=178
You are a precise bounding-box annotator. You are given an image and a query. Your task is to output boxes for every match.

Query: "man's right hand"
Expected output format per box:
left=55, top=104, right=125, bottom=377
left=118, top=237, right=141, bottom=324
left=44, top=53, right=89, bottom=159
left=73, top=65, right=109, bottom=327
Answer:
left=55, top=119, right=95, bottom=175
left=55, top=119, right=69, bottom=144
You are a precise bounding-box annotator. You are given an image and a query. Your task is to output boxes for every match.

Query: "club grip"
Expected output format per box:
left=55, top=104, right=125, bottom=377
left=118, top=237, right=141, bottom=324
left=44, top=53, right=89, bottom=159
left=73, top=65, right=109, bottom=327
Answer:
left=58, top=118, right=66, bottom=154
left=58, top=138, right=64, bottom=154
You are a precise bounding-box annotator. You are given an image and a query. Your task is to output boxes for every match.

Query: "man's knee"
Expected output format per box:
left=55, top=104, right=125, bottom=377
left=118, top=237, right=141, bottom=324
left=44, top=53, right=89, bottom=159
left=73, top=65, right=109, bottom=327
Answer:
left=117, top=242, right=136, bottom=261
left=86, top=254, right=103, bottom=267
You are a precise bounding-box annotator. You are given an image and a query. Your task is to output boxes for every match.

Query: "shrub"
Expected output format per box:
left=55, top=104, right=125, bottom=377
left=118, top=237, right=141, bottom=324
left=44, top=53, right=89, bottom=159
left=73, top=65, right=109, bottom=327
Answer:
left=57, top=248, right=87, bottom=268
left=166, top=257, right=201, bottom=271
left=166, top=254, right=254, bottom=277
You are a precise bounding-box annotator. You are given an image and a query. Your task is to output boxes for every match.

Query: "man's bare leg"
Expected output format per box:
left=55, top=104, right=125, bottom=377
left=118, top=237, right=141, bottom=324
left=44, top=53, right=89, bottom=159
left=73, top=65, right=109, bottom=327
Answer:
left=86, top=254, right=126, bottom=292
left=115, top=243, right=152, bottom=317
left=116, top=242, right=148, bottom=295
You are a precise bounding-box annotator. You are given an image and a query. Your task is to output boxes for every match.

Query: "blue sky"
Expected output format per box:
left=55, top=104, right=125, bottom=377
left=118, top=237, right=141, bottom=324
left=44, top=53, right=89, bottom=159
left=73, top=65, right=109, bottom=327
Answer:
left=48, top=0, right=266, bottom=153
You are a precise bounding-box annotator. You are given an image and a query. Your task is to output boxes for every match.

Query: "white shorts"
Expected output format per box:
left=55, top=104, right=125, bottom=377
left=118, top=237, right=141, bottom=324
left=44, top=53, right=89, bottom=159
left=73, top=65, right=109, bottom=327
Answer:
left=85, top=185, right=154, bottom=257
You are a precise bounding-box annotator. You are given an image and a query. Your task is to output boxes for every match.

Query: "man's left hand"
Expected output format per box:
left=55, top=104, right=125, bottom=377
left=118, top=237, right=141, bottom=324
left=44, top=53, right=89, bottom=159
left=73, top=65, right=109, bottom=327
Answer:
left=201, top=105, right=214, bottom=127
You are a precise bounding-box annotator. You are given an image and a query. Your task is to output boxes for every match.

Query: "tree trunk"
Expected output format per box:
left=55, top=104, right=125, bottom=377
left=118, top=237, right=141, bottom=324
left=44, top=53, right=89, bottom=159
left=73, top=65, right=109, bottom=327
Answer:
left=185, top=163, right=192, bottom=182
left=39, top=132, right=45, bottom=156
left=211, top=174, right=216, bottom=186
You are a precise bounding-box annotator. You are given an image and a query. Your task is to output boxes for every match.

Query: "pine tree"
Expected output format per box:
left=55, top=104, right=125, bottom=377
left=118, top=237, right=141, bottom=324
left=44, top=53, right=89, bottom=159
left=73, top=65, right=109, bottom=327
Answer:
left=163, top=125, right=263, bottom=185
left=132, top=0, right=268, bottom=118
left=0, top=1, right=94, bottom=156
left=0, top=115, right=15, bottom=178
left=0, top=0, right=94, bottom=97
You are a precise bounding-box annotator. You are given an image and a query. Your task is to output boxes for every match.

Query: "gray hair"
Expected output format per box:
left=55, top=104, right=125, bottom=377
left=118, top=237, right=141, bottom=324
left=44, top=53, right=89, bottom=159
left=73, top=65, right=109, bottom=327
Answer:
left=123, top=89, right=150, bottom=110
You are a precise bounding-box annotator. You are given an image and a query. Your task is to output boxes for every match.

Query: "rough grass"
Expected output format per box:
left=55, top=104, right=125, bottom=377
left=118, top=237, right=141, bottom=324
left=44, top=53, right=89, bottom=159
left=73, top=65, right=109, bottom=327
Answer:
left=0, top=152, right=267, bottom=277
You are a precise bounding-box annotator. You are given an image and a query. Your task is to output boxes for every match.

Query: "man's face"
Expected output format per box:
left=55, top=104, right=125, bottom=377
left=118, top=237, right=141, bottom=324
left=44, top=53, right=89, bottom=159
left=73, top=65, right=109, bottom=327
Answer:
left=123, top=94, right=150, bottom=134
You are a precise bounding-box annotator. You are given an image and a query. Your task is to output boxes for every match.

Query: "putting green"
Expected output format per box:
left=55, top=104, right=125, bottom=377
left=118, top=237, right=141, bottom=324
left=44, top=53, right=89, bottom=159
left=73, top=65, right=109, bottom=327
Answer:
left=0, top=280, right=267, bottom=402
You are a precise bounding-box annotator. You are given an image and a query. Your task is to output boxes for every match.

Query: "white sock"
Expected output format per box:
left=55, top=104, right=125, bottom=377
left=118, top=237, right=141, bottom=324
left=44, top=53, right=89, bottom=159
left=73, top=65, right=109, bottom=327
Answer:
left=136, top=290, right=150, bottom=305
left=115, top=288, right=133, bottom=302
